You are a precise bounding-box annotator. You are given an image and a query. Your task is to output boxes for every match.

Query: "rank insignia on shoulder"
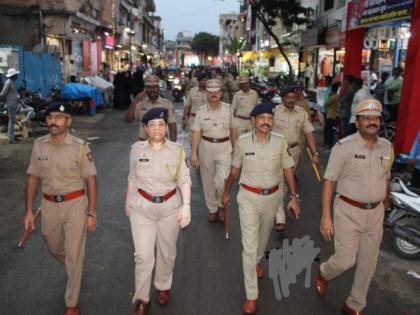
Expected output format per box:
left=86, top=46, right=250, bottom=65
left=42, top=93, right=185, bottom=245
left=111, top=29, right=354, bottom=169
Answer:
left=203, top=118, right=211, bottom=121
left=38, top=156, right=48, bottom=160
left=354, top=154, right=366, bottom=159
left=245, top=152, right=255, bottom=156
left=139, top=158, right=149, bottom=162
left=87, top=152, right=93, bottom=162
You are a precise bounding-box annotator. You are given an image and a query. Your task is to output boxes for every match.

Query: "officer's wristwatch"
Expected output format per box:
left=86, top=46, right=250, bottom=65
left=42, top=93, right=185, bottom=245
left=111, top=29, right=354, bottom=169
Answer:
left=87, top=212, right=97, bottom=219
left=290, top=193, right=300, bottom=201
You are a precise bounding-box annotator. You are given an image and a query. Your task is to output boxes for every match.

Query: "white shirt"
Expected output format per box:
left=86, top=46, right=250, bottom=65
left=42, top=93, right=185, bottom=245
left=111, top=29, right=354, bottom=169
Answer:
left=349, top=87, right=373, bottom=123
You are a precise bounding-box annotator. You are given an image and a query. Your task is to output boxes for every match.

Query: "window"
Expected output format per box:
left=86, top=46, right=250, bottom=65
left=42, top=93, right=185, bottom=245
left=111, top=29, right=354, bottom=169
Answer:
left=324, top=0, right=334, bottom=11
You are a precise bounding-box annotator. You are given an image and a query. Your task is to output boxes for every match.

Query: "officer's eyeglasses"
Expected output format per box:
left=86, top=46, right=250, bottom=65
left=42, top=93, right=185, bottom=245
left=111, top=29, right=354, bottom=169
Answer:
left=147, top=121, right=166, bottom=128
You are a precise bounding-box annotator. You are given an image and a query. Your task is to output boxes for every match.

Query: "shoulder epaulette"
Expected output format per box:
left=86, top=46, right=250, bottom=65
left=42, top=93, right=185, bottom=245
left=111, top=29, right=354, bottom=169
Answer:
left=271, top=131, right=285, bottom=139
left=238, top=132, right=252, bottom=141
left=336, top=135, right=353, bottom=146
left=36, top=135, right=49, bottom=142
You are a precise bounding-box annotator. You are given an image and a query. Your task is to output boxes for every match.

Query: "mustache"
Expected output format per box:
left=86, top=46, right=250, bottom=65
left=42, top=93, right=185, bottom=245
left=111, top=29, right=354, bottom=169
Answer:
left=367, top=124, right=379, bottom=128
left=48, top=124, right=59, bottom=128
left=260, top=124, right=271, bottom=129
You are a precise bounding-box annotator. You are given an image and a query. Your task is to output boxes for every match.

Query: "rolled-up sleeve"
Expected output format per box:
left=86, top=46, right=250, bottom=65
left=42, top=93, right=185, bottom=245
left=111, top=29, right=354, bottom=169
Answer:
left=128, top=145, right=137, bottom=184
left=176, top=147, right=192, bottom=187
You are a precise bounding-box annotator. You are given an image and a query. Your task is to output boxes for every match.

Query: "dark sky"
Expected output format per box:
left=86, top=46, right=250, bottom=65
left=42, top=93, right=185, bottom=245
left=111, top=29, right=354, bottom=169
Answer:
left=154, top=0, right=240, bottom=40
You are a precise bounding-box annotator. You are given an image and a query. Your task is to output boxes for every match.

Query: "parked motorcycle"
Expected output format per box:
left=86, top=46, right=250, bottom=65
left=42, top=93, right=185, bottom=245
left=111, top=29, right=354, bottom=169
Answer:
left=385, top=177, right=420, bottom=259
left=172, top=76, right=184, bottom=102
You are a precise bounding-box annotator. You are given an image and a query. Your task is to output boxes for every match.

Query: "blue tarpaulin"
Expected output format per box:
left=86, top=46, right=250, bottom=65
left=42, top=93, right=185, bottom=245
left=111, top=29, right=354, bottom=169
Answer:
left=60, top=83, right=104, bottom=116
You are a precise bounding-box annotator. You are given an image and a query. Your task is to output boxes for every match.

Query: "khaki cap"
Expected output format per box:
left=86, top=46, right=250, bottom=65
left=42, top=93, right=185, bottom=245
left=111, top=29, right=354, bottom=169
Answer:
left=239, top=76, right=250, bottom=84
left=145, top=74, right=160, bottom=87
left=206, top=79, right=222, bottom=92
left=355, top=99, right=382, bottom=116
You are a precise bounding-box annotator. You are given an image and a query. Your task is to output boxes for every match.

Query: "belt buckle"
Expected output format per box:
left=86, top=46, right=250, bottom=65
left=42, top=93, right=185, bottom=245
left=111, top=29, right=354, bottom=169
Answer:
left=261, top=188, right=270, bottom=195
left=152, top=195, right=164, bottom=203
left=54, top=195, right=65, bottom=202
left=212, top=138, right=218, bottom=143
left=364, top=203, right=372, bottom=209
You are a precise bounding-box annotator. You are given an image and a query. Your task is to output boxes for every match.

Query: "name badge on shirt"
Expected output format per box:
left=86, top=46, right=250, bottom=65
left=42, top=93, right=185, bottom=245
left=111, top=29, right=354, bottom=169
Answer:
left=139, top=158, right=149, bottom=162
left=354, top=154, right=366, bottom=159
left=38, top=156, right=48, bottom=160
left=203, top=118, right=211, bottom=121
left=245, top=152, right=255, bottom=156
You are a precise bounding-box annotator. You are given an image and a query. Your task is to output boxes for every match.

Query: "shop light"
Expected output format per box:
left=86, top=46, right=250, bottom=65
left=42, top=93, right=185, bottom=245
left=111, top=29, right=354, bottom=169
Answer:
left=116, top=44, right=122, bottom=48
left=104, top=32, right=109, bottom=36
left=124, top=27, right=132, bottom=33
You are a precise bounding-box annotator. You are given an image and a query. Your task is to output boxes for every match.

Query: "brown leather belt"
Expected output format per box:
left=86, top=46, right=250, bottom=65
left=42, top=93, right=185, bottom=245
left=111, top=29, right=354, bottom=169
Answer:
left=202, top=136, right=230, bottom=143
left=138, top=188, right=177, bottom=203
left=339, top=195, right=381, bottom=210
left=190, top=113, right=196, bottom=117
left=43, top=189, right=85, bottom=203
left=288, top=142, right=299, bottom=149
left=235, top=114, right=250, bottom=120
left=241, top=184, right=279, bottom=195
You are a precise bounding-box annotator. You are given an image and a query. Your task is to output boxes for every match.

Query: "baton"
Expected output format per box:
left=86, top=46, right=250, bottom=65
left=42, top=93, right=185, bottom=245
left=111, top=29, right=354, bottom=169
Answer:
left=306, top=148, right=321, bottom=182
left=223, top=178, right=229, bottom=240
left=18, top=207, right=41, bottom=248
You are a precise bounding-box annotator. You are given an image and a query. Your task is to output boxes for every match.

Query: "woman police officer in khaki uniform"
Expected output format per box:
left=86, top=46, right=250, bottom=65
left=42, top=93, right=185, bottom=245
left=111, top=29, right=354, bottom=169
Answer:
left=125, top=107, right=191, bottom=315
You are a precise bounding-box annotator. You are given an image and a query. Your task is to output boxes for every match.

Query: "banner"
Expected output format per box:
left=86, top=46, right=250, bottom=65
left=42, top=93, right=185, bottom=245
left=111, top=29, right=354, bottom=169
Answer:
left=349, top=0, right=414, bottom=29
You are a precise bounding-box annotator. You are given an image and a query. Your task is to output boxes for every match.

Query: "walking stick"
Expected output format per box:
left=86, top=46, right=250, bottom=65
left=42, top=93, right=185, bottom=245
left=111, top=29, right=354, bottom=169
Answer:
left=224, top=178, right=229, bottom=240
left=18, top=207, right=41, bottom=248
left=306, top=148, right=321, bottom=182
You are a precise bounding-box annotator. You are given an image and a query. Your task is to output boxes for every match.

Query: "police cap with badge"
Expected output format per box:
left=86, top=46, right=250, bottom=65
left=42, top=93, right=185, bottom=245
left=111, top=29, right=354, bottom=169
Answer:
left=45, top=101, right=72, bottom=116
left=142, top=107, right=168, bottom=124
left=250, top=102, right=275, bottom=117
left=355, top=99, right=382, bottom=117
left=280, top=85, right=298, bottom=97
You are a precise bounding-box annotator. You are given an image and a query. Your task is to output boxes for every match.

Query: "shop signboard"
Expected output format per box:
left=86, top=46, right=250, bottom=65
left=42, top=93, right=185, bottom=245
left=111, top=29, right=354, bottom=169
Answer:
left=349, top=0, right=414, bottom=30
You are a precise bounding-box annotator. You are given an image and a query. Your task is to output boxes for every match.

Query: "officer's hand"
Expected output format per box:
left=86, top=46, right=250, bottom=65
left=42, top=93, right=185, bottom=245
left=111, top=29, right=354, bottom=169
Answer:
left=23, top=211, right=34, bottom=231
left=191, top=154, right=199, bottom=169
left=86, top=216, right=97, bottom=233
left=312, top=154, right=320, bottom=165
left=222, top=191, right=230, bottom=207
left=179, top=204, right=191, bottom=229
left=320, top=215, right=334, bottom=241
left=287, top=198, right=300, bottom=220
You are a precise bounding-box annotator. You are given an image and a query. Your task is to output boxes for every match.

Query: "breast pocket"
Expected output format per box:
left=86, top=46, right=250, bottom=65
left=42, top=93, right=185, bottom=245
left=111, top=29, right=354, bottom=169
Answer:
left=62, top=157, right=81, bottom=178
left=270, top=151, right=283, bottom=175
left=350, top=157, right=368, bottom=178
left=243, top=155, right=258, bottom=172
left=136, top=159, right=152, bottom=178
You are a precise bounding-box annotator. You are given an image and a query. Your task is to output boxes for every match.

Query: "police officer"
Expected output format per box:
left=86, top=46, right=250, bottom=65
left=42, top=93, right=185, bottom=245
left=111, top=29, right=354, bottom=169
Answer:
left=23, top=102, right=97, bottom=315
left=222, top=103, right=300, bottom=315
left=182, top=72, right=208, bottom=137
left=315, top=99, right=393, bottom=315
left=273, top=85, right=320, bottom=231
left=191, top=79, right=237, bottom=222
left=125, top=74, right=177, bottom=141
left=231, top=76, right=260, bottom=137
left=126, top=107, right=191, bottom=315
left=228, top=71, right=240, bottom=104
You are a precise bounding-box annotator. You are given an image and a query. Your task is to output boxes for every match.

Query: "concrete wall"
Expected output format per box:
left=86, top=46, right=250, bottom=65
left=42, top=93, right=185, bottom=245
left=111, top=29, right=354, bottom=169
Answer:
left=0, top=14, right=39, bottom=50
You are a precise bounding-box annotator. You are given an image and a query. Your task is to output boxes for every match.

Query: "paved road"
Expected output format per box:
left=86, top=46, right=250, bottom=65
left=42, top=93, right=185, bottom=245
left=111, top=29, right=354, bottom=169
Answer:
left=0, top=101, right=419, bottom=315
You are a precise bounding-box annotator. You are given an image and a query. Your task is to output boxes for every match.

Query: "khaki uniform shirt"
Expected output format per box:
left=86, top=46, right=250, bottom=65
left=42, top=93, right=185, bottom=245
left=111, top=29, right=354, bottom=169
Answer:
left=128, top=140, right=191, bottom=195
left=232, top=89, right=259, bottom=118
left=232, top=132, right=295, bottom=188
left=184, top=86, right=207, bottom=115
left=324, top=132, right=393, bottom=203
left=192, top=102, right=234, bottom=138
left=295, top=98, right=311, bottom=117
left=185, top=77, right=198, bottom=96
left=27, top=133, right=97, bottom=195
left=273, top=105, right=314, bottom=145
left=134, top=96, right=176, bottom=139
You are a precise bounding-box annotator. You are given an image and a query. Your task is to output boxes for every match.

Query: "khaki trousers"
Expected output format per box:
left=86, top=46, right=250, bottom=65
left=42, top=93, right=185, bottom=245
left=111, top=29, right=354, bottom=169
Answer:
left=40, top=196, right=88, bottom=308
left=320, top=197, right=384, bottom=311
left=238, top=188, right=281, bottom=299
left=130, top=192, right=181, bottom=302
left=198, top=140, right=232, bottom=213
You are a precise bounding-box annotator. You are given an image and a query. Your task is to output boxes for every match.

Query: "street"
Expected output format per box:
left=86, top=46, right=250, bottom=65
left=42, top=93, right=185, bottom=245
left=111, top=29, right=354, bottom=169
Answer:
left=1, top=101, right=419, bottom=315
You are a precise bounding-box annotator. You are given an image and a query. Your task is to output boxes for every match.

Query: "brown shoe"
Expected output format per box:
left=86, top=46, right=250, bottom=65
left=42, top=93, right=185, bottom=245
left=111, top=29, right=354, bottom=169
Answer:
left=208, top=212, right=218, bottom=223
left=342, top=303, right=363, bottom=315
left=156, top=290, right=170, bottom=305
left=65, top=306, right=79, bottom=315
left=218, top=207, right=225, bottom=222
left=315, top=267, right=328, bottom=297
left=256, top=263, right=264, bottom=279
left=275, top=223, right=285, bottom=231
left=242, top=299, right=257, bottom=314
left=132, top=300, right=150, bottom=315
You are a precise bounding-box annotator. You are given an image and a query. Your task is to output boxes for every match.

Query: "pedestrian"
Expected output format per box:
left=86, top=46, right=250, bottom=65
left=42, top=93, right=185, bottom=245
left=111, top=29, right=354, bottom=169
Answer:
left=372, top=72, right=389, bottom=107
left=295, top=81, right=311, bottom=117
left=125, top=75, right=177, bottom=141
left=132, top=65, right=145, bottom=97
left=324, top=82, right=341, bottom=148
left=222, top=102, right=300, bottom=315
left=367, top=66, right=378, bottom=93
left=384, top=66, right=403, bottom=122
left=408, top=129, right=420, bottom=188
left=272, top=85, right=320, bottom=231
left=182, top=72, right=208, bottom=141
left=228, top=71, right=240, bottom=104
left=339, top=75, right=355, bottom=137
left=304, top=63, right=313, bottom=90
left=17, top=87, right=35, bottom=126
left=231, top=76, right=260, bottom=137
left=23, top=102, right=97, bottom=315
left=191, top=79, right=237, bottom=222
left=1, top=68, right=20, bottom=143
left=69, top=60, right=77, bottom=82
left=126, top=107, right=191, bottom=315
left=348, top=78, right=372, bottom=135
left=316, top=98, right=393, bottom=315
left=321, top=76, right=333, bottom=146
